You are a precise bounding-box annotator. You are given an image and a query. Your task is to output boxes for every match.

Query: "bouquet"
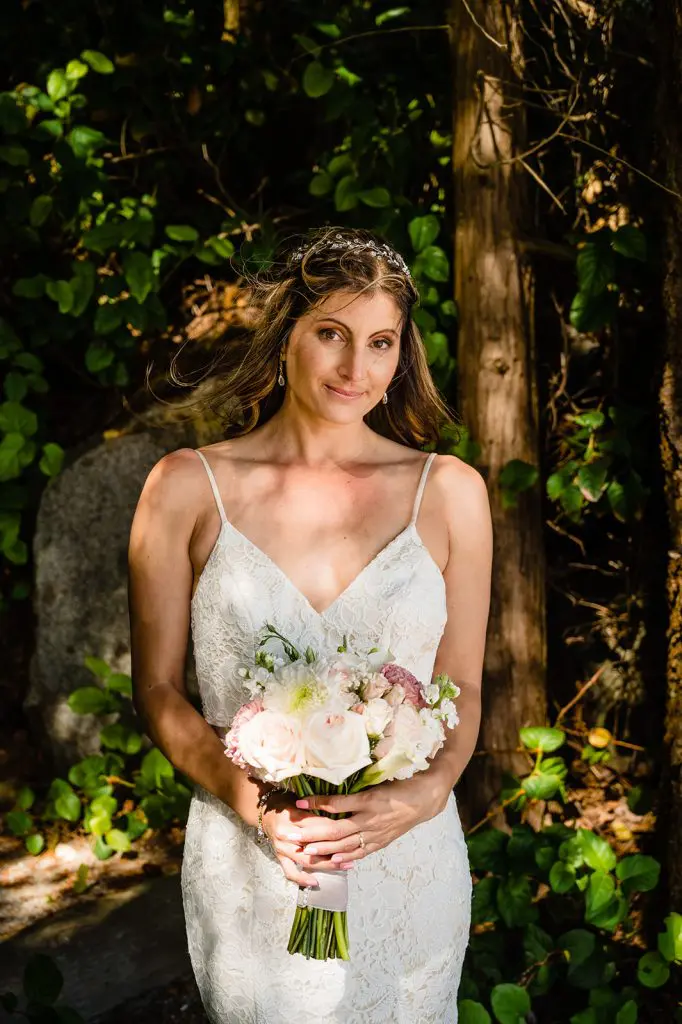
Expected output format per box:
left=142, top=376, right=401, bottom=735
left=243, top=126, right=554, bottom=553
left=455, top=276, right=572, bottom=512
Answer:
left=223, top=624, right=461, bottom=961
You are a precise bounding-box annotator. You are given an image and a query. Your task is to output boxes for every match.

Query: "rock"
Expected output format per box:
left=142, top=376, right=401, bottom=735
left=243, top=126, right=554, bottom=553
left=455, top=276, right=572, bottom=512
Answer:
left=24, top=419, right=214, bottom=771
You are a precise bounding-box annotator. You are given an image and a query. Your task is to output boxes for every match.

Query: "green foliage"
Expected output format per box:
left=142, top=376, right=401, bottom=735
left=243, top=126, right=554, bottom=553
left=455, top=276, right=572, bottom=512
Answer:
left=0, top=952, right=85, bottom=1022
left=457, top=722, right=678, bottom=1022
left=6, top=656, right=192, bottom=857
left=0, top=0, right=459, bottom=609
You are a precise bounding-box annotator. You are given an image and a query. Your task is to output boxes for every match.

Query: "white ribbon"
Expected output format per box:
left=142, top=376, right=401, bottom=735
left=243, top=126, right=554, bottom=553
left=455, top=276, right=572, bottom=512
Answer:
left=297, top=869, right=348, bottom=912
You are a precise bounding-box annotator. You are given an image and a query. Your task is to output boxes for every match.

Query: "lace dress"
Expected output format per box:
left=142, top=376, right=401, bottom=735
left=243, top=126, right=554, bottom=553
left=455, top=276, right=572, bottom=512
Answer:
left=181, top=449, right=472, bottom=1024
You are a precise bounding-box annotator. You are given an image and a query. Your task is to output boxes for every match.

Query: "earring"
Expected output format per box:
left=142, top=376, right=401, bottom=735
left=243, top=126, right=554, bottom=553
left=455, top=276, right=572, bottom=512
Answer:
left=382, top=391, right=388, bottom=404
left=278, top=357, right=285, bottom=387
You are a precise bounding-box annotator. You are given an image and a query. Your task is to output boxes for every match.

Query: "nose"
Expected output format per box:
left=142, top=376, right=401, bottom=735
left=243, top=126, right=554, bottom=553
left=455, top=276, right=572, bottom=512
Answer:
left=338, top=344, right=368, bottom=383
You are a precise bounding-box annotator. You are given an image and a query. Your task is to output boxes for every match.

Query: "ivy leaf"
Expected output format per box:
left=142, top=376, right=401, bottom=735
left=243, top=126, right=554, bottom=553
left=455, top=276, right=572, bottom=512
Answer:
left=13, top=273, right=49, bottom=298
left=334, top=174, right=360, bottom=212
left=140, top=748, right=174, bottom=789
left=309, top=172, right=334, bottom=197
left=39, top=443, right=64, bottom=477
left=637, top=951, right=670, bottom=988
left=458, top=1002, right=492, bottom=1024
left=0, top=402, right=38, bottom=436
left=0, top=142, right=29, bottom=166
left=409, top=214, right=440, bottom=252
left=615, top=854, right=660, bottom=897
left=105, top=828, right=132, bottom=852
left=358, top=188, right=391, bottom=208
left=611, top=225, right=646, bottom=262
left=490, top=983, right=530, bottom=1024
left=45, top=280, right=74, bottom=315
left=165, top=224, right=199, bottom=242
left=81, top=50, right=115, bottom=74
left=549, top=861, right=576, bottom=893
left=467, top=828, right=508, bottom=874
left=577, top=829, right=617, bottom=872
left=577, top=458, right=611, bottom=502
left=67, top=686, right=115, bottom=715
left=67, top=126, right=107, bottom=160
left=559, top=928, right=595, bottom=970
left=519, top=726, right=565, bottom=752
left=25, top=833, right=45, bottom=855
left=658, top=912, right=682, bottom=963
left=122, top=251, right=155, bottom=303
left=576, top=242, right=615, bottom=297
left=6, top=809, right=33, bottom=836
left=417, top=245, right=449, bottom=283
left=46, top=69, right=70, bottom=102
left=29, top=196, right=53, bottom=228
left=85, top=341, right=114, bottom=373
left=615, top=1000, right=638, bottom=1024
left=302, top=61, right=335, bottom=98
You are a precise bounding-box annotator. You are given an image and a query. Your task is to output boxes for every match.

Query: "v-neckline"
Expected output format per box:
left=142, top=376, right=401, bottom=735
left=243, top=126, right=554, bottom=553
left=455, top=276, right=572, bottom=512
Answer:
left=220, top=517, right=418, bottom=619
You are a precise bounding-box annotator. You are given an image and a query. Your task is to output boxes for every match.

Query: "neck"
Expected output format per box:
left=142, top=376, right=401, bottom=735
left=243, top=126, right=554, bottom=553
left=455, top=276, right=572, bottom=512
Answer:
left=258, top=407, right=377, bottom=467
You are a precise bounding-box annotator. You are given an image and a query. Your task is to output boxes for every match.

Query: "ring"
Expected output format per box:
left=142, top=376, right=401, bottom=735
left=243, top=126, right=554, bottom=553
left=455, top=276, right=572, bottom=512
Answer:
left=358, top=831, right=366, bottom=851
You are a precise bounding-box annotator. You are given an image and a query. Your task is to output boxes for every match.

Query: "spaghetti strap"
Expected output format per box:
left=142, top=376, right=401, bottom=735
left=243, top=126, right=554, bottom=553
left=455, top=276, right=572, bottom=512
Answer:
left=410, top=451, right=437, bottom=526
left=194, top=450, right=228, bottom=526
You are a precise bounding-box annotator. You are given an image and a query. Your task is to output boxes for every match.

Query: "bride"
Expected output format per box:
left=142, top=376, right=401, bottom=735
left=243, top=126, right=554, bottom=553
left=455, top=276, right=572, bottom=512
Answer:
left=128, top=226, right=492, bottom=1022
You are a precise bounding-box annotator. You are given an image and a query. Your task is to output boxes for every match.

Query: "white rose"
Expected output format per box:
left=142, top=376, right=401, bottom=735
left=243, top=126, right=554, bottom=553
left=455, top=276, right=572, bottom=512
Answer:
left=303, top=710, right=372, bottom=785
left=362, top=697, right=393, bottom=738
left=236, top=709, right=306, bottom=783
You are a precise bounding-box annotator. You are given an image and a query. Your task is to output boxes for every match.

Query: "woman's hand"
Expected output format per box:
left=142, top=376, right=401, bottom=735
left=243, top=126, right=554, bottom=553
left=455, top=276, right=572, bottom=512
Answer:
left=287, top=770, right=453, bottom=870
left=259, top=790, right=343, bottom=888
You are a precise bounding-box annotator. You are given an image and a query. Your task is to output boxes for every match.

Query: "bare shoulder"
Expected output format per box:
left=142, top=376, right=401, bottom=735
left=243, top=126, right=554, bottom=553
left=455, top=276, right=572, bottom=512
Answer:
left=430, top=453, right=492, bottom=543
left=134, top=446, right=208, bottom=526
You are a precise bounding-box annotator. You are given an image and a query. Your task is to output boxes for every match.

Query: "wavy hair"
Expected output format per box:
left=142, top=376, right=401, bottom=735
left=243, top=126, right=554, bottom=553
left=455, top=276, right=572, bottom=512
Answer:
left=172, top=225, right=461, bottom=448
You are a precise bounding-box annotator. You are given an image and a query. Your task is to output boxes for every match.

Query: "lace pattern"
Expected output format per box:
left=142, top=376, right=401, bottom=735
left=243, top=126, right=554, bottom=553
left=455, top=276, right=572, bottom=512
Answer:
left=181, top=451, right=473, bottom=1022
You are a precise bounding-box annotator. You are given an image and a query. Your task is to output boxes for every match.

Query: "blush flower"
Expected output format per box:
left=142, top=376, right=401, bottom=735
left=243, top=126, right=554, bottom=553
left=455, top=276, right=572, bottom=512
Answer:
left=223, top=698, right=265, bottom=768
left=381, top=663, right=427, bottom=709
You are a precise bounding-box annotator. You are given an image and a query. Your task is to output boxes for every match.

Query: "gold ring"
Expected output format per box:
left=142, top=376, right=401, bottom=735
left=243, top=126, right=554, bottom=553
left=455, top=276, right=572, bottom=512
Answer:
left=358, top=831, right=366, bottom=850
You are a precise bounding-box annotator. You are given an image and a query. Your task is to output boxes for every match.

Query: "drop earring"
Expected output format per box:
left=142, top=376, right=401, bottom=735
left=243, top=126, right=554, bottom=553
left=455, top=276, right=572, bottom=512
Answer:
left=278, top=356, right=285, bottom=387
left=382, top=391, right=388, bottom=404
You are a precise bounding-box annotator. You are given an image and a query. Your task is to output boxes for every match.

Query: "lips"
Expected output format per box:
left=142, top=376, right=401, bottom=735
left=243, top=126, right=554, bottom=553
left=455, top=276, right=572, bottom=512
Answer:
left=324, top=385, right=365, bottom=398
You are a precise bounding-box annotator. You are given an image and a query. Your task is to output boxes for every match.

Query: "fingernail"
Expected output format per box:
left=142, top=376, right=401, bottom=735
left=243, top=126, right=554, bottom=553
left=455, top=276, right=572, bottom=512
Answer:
left=296, top=799, right=309, bottom=808
left=286, top=832, right=301, bottom=841
left=342, top=863, right=354, bottom=870
left=308, top=878, right=319, bottom=888
left=331, top=854, right=344, bottom=862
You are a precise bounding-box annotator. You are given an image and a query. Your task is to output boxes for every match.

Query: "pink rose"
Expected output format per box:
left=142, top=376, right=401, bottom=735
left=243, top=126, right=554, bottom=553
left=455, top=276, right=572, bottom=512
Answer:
left=224, top=699, right=264, bottom=769
left=381, top=663, right=427, bottom=709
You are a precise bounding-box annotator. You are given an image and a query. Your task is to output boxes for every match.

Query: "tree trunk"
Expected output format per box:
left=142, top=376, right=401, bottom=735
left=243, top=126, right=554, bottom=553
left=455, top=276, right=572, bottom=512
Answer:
left=657, top=0, right=682, bottom=909
left=449, top=0, right=547, bottom=826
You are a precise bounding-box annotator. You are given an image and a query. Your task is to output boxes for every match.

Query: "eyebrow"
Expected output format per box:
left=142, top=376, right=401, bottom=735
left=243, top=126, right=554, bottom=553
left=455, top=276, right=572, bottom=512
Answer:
left=314, top=315, right=400, bottom=337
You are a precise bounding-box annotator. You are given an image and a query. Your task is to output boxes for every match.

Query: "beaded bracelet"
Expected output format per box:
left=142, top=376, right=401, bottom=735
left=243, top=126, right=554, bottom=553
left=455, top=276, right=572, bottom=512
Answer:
left=255, top=787, right=280, bottom=845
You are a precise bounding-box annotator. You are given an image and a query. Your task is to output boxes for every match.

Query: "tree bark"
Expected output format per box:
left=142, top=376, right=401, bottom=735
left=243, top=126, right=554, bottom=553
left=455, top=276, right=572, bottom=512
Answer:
left=449, top=0, right=547, bottom=825
left=656, top=0, right=682, bottom=909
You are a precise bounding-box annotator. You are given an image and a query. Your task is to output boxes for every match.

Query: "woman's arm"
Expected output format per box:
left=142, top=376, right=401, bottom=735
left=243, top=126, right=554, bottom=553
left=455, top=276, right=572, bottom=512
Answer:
left=426, top=456, right=492, bottom=799
left=128, top=448, right=266, bottom=827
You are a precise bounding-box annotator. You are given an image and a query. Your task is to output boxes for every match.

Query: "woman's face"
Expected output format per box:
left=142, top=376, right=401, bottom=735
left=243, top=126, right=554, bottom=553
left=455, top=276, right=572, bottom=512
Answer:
left=282, top=289, right=402, bottom=423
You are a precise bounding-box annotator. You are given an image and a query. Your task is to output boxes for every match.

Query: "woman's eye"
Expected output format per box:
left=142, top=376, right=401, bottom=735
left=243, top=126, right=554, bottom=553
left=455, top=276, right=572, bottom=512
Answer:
left=319, top=328, right=340, bottom=341
left=373, top=338, right=392, bottom=350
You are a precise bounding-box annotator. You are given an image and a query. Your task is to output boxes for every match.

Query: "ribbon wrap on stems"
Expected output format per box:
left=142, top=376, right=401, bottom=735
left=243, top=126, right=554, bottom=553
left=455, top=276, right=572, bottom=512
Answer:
left=296, top=868, right=348, bottom=911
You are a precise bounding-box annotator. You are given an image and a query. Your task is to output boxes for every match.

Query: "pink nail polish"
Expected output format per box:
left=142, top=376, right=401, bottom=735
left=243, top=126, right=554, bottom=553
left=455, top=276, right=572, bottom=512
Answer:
left=296, top=799, right=309, bottom=809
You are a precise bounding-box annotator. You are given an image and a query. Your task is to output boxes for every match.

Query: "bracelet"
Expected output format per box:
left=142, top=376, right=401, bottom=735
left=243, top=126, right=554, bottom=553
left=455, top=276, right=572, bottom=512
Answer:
left=255, top=787, right=279, bottom=845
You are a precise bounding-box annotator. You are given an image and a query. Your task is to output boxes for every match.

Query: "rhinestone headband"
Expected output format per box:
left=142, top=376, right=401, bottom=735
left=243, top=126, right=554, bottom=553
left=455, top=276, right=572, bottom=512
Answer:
left=290, top=232, right=412, bottom=279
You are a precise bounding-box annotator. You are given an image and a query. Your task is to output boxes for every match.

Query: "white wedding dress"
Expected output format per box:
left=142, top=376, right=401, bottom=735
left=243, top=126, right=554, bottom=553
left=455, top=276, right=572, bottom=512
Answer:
left=181, top=449, right=472, bottom=1023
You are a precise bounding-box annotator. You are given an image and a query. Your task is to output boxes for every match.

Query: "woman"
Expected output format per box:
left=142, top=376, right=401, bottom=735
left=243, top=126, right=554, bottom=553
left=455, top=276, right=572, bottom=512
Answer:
left=128, top=226, right=492, bottom=1023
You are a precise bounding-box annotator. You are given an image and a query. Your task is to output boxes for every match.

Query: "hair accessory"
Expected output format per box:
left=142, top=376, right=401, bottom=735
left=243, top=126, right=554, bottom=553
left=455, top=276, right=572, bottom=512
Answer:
left=382, top=391, right=388, bottom=405
left=290, top=232, right=412, bottom=280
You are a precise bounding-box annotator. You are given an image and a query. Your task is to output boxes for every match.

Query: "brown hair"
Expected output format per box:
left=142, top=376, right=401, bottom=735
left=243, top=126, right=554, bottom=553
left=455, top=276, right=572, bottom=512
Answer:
left=173, top=225, right=460, bottom=448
